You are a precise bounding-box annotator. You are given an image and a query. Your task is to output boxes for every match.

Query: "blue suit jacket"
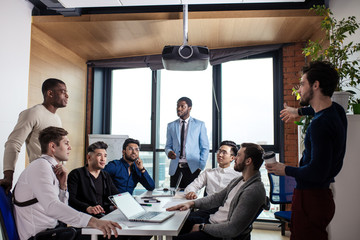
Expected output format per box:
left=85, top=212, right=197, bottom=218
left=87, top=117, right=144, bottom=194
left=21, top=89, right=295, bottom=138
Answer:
left=165, top=117, right=209, bottom=175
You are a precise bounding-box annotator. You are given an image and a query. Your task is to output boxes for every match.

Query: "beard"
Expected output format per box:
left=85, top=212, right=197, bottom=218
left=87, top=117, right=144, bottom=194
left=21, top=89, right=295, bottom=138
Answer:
left=299, top=88, right=313, bottom=106
left=177, top=109, right=189, bottom=118
left=124, top=153, right=137, bottom=162
left=234, top=161, right=245, bottom=172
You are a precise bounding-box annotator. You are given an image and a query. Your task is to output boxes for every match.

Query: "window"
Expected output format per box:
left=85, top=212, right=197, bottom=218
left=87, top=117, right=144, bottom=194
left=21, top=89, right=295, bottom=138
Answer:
left=222, top=58, right=274, bottom=144
left=92, top=51, right=283, bottom=221
left=111, top=68, right=152, bottom=144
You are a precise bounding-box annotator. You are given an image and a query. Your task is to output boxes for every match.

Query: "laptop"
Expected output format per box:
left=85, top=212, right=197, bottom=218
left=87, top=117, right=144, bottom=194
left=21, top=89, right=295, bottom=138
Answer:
left=108, top=192, right=174, bottom=223
left=142, top=172, right=183, bottom=198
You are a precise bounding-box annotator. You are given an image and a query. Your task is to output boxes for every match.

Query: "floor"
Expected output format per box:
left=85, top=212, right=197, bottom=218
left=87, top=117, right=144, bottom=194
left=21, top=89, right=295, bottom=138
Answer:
left=252, top=229, right=290, bottom=240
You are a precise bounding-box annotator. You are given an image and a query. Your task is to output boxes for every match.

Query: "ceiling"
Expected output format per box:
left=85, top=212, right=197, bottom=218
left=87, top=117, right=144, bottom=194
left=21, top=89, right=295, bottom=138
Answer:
left=29, top=0, right=326, bottom=61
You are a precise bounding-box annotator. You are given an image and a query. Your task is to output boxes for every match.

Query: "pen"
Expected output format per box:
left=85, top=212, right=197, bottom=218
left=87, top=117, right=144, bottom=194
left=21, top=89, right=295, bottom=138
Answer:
left=140, top=203, right=152, bottom=206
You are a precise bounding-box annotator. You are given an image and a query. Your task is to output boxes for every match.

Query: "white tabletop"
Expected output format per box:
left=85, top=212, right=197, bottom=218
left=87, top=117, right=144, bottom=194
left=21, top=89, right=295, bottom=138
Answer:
left=82, top=194, right=191, bottom=239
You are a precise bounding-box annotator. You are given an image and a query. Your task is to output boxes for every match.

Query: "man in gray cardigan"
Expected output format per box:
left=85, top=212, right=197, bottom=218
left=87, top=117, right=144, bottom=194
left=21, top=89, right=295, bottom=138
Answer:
left=167, top=143, right=266, bottom=240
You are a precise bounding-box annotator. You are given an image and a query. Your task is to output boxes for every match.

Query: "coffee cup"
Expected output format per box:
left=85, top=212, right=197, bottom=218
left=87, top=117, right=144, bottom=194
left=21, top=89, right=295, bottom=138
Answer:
left=263, top=151, right=277, bottom=164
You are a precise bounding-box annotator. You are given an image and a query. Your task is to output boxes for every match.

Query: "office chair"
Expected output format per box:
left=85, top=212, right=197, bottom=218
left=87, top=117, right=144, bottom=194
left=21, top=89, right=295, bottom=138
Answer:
left=0, top=186, right=77, bottom=240
left=234, top=196, right=270, bottom=240
left=268, top=173, right=296, bottom=235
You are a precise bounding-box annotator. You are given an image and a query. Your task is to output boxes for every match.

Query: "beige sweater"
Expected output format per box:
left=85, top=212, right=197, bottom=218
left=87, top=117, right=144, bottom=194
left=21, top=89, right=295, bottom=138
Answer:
left=3, top=104, right=62, bottom=171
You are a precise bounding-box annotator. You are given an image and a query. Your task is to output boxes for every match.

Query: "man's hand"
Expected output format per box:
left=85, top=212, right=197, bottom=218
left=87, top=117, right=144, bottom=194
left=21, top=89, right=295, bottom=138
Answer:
left=166, top=201, right=194, bottom=211
left=0, top=170, right=14, bottom=193
left=191, top=224, right=201, bottom=232
left=88, top=217, right=122, bottom=239
left=265, top=162, right=286, bottom=176
left=135, top=158, right=144, bottom=170
left=168, top=151, right=177, bottom=160
left=87, top=205, right=105, bottom=215
left=53, top=164, right=68, bottom=190
left=280, top=103, right=299, bottom=123
left=185, top=192, right=198, bottom=200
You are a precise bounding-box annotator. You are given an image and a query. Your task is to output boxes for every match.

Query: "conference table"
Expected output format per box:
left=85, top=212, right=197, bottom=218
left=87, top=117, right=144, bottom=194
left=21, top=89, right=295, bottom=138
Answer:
left=82, top=192, right=190, bottom=240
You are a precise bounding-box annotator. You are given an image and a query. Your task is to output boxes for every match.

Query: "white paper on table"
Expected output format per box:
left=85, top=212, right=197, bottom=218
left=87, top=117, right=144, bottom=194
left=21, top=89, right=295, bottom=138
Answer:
left=163, top=199, right=192, bottom=209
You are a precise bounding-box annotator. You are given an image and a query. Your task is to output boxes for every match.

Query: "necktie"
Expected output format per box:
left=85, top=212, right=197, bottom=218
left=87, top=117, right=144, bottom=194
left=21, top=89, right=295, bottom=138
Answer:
left=180, top=120, right=185, bottom=158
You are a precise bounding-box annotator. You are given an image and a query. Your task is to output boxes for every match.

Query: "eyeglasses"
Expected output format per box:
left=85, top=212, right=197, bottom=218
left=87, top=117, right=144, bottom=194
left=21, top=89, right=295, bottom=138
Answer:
left=127, top=147, right=140, bottom=152
left=216, top=149, right=231, bottom=156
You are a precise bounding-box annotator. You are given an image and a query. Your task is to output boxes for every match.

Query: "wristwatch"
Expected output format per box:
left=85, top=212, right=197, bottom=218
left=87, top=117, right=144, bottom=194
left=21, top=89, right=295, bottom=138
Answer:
left=199, top=223, right=205, bottom=231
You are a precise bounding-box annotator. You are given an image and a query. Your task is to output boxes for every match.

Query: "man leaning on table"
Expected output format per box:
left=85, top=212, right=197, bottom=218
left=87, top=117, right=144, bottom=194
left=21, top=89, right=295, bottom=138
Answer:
left=167, top=143, right=266, bottom=240
left=13, top=127, right=121, bottom=240
left=68, top=141, right=119, bottom=218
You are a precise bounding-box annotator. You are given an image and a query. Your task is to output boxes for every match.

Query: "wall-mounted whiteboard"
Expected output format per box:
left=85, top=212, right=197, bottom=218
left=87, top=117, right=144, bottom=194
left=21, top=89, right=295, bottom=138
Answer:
left=88, top=134, right=128, bottom=163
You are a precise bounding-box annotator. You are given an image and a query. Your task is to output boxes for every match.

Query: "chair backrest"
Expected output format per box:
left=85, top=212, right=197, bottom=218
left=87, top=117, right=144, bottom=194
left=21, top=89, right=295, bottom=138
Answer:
left=233, top=196, right=270, bottom=240
left=0, top=186, right=20, bottom=240
left=268, top=173, right=296, bottom=204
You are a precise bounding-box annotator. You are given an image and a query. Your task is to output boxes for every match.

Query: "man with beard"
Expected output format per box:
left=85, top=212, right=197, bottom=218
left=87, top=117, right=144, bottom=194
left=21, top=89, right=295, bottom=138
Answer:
left=1, top=78, right=68, bottom=193
left=167, top=143, right=266, bottom=240
left=68, top=141, right=119, bottom=218
left=104, top=138, right=155, bottom=194
left=266, top=61, right=347, bottom=240
left=165, top=97, right=209, bottom=188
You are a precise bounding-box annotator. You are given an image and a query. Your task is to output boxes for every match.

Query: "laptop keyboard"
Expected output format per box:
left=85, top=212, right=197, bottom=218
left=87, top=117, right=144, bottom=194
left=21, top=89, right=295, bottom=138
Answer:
left=137, top=211, right=161, bottom=220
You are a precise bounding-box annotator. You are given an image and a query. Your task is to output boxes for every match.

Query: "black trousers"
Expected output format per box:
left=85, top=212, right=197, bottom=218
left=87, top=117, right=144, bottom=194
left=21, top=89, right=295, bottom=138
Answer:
left=174, top=209, right=221, bottom=240
left=170, top=166, right=201, bottom=188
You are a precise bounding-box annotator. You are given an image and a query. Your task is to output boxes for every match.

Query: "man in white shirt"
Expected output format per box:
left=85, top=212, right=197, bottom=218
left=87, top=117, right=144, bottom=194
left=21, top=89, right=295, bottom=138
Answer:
left=184, top=140, right=241, bottom=200
left=13, top=127, right=121, bottom=240
left=1, top=78, right=68, bottom=193
left=167, top=143, right=266, bottom=240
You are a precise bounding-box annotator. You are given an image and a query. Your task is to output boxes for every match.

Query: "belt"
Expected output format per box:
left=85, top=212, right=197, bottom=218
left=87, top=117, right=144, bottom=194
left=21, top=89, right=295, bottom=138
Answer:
left=178, top=163, right=189, bottom=168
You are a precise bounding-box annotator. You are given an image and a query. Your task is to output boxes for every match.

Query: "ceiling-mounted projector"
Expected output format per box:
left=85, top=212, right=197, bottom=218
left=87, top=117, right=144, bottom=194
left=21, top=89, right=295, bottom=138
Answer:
left=162, top=45, right=209, bottom=71
left=162, top=5, right=209, bottom=71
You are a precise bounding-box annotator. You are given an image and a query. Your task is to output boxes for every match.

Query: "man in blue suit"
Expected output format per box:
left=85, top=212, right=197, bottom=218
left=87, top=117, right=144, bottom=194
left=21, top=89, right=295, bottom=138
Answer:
left=165, top=97, right=209, bottom=188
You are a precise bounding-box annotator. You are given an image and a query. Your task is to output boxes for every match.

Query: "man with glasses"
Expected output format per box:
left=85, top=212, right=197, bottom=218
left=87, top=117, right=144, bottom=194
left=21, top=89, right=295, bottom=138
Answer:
left=104, top=138, right=155, bottom=194
left=184, top=140, right=241, bottom=200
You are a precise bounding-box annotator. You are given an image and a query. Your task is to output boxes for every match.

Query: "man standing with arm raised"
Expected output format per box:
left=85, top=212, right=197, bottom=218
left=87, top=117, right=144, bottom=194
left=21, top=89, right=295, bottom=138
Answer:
left=266, top=61, right=347, bottom=240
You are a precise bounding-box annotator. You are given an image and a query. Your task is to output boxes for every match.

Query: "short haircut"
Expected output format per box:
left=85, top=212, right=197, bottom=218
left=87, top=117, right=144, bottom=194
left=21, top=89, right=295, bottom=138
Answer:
left=87, top=141, right=108, bottom=153
left=177, top=97, right=192, bottom=108
left=42, top=78, right=66, bottom=97
left=240, top=143, right=264, bottom=171
left=39, top=127, right=68, bottom=154
left=220, top=140, right=238, bottom=156
left=123, top=138, right=140, bottom=150
left=302, top=61, right=339, bottom=97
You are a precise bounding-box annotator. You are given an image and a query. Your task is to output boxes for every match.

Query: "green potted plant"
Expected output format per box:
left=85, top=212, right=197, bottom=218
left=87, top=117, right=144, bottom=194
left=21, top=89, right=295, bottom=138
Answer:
left=350, top=98, right=360, bottom=114
left=302, top=5, right=360, bottom=110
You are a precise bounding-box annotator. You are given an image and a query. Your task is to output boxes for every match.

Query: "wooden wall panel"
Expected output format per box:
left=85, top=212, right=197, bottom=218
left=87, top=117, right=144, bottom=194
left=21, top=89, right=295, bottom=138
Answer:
left=28, top=25, right=87, bottom=171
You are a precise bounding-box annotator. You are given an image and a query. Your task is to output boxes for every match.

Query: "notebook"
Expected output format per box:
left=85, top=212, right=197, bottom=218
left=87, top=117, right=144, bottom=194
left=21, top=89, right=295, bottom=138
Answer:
left=108, top=192, right=174, bottom=223
left=142, top=172, right=183, bottom=198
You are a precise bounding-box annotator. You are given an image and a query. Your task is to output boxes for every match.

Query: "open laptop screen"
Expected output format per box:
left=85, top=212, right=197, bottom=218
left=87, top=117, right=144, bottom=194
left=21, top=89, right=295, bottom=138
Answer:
left=111, top=192, right=144, bottom=218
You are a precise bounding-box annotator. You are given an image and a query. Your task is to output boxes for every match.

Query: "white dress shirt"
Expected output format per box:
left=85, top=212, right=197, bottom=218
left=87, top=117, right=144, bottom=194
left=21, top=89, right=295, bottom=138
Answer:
left=209, top=179, right=245, bottom=224
left=14, top=155, right=91, bottom=240
left=184, top=166, right=241, bottom=196
left=179, top=117, right=189, bottom=163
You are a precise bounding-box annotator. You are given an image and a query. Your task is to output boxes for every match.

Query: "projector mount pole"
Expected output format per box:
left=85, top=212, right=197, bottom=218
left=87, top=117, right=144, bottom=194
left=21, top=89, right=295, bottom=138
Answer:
left=179, top=4, right=193, bottom=59
left=183, top=4, right=188, bottom=46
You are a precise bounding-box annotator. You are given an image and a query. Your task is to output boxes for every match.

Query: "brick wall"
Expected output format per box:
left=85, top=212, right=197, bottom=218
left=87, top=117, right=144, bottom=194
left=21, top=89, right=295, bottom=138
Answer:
left=282, top=42, right=306, bottom=168
left=282, top=42, right=306, bottom=214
